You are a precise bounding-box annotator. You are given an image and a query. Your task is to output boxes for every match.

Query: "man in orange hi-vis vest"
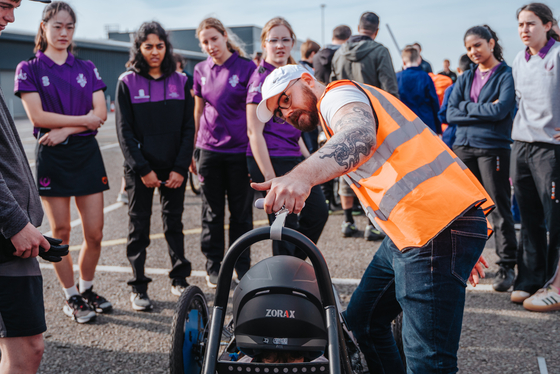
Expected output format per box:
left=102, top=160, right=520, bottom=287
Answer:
left=252, top=65, right=494, bottom=374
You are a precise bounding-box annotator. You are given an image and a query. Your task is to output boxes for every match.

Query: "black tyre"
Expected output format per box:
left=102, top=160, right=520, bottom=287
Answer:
left=170, top=286, right=209, bottom=374
left=189, top=172, right=201, bottom=195
left=391, top=312, right=406, bottom=368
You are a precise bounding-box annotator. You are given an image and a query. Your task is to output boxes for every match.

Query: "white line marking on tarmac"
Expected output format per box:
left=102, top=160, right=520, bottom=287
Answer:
left=37, top=263, right=496, bottom=293
left=43, top=202, right=124, bottom=237
left=65, top=219, right=270, bottom=251
left=99, top=142, right=119, bottom=151
left=538, top=357, right=548, bottom=374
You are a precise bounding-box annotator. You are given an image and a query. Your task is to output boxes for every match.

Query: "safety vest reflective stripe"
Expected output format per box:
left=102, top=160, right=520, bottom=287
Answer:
left=376, top=150, right=455, bottom=221
left=318, top=80, right=494, bottom=250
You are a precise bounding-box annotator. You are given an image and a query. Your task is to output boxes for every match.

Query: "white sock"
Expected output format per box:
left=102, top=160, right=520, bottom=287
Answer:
left=63, top=285, right=80, bottom=300
left=79, top=278, right=94, bottom=293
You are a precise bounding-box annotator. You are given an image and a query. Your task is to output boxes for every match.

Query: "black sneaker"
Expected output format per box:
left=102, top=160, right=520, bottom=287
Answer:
left=341, top=222, right=359, bottom=237
left=81, top=286, right=113, bottom=313
left=63, top=295, right=96, bottom=324
left=364, top=225, right=386, bottom=241
left=493, top=266, right=515, bottom=292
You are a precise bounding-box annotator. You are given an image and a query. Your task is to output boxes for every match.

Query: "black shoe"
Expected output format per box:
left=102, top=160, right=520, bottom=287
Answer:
left=341, top=222, right=359, bottom=237
left=364, top=225, right=386, bottom=241
left=81, top=286, right=113, bottom=313
left=493, top=266, right=515, bottom=292
left=63, top=295, right=96, bottom=323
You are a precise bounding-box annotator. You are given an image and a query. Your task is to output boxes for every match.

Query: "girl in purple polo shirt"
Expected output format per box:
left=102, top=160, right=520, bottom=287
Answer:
left=15, top=1, right=110, bottom=324
left=193, top=17, right=256, bottom=287
left=246, top=17, right=328, bottom=259
left=510, top=3, right=560, bottom=308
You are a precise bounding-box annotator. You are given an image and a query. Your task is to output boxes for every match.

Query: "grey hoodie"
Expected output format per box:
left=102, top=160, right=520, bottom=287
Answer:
left=331, top=35, right=399, bottom=98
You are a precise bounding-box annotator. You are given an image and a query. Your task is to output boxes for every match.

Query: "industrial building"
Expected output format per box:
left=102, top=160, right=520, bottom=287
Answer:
left=0, top=30, right=206, bottom=118
left=1, top=25, right=302, bottom=119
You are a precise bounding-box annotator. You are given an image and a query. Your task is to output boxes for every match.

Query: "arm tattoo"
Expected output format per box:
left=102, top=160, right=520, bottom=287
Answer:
left=318, top=106, right=376, bottom=171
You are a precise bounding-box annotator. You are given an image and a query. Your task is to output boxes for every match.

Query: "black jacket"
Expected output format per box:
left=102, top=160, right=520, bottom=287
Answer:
left=312, top=44, right=340, bottom=83
left=115, top=69, right=195, bottom=177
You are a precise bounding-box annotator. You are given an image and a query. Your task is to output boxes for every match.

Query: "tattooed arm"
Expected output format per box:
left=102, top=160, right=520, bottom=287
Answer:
left=252, top=102, right=376, bottom=214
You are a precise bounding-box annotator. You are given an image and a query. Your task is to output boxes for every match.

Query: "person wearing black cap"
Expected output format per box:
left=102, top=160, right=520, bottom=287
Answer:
left=0, top=1, right=52, bottom=373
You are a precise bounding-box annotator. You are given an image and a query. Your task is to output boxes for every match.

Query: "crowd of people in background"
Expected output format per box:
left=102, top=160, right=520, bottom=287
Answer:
left=0, top=0, right=559, bottom=373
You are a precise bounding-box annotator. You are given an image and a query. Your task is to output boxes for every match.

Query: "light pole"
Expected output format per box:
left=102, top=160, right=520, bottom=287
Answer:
left=321, top=4, right=326, bottom=46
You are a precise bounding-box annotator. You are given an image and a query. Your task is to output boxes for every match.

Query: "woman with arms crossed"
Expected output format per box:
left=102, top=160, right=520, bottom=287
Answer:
left=15, top=1, right=110, bottom=324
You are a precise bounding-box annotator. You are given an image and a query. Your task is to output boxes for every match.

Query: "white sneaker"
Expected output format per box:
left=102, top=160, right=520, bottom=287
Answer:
left=130, top=292, right=153, bottom=311
left=116, top=192, right=128, bottom=204
left=523, top=286, right=560, bottom=312
left=171, top=284, right=187, bottom=296
left=511, top=290, right=531, bottom=304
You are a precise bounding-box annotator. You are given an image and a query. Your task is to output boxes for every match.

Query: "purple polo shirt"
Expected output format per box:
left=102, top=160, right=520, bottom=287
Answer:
left=120, top=70, right=188, bottom=104
left=470, top=62, right=501, bottom=103
left=525, top=37, right=556, bottom=61
left=246, top=60, right=302, bottom=157
left=193, top=52, right=256, bottom=153
left=14, top=51, right=107, bottom=137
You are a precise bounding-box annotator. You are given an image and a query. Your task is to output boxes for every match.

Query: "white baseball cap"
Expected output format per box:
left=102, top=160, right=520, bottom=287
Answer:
left=256, top=65, right=315, bottom=123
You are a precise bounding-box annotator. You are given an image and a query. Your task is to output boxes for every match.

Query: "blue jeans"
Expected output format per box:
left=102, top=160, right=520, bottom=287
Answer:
left=345, top=207, right=487, bottom=374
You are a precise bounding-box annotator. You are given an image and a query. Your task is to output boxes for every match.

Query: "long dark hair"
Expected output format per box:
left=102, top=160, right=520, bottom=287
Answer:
left=517, top=3, right=560, bottom=42
left=464, top=25, right=504, bottom=62
left=128, top=21, right=176, bottom=76
left=34, top=1, right=76, bottom=53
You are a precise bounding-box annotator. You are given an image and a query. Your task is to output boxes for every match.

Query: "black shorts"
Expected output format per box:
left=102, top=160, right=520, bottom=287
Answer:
left=36, top=135, right=109, bottom=197
left=0, top=258, right=46, bottom=338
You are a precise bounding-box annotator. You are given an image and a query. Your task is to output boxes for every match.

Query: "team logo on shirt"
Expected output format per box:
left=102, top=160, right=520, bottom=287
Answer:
left=201, top=77, right=207, bottom=86
left=229, top=74, right=239, bottom=87
left=16, top=71, right=27, bottom=81
left=249, top=82, right=262, bottom=94
left=76, top=73, right=87, bottom=88
left=168, top=84, right=179, bottom=98
left=545, top=60, right=555, bottom=72
left=94, top=68, right=102, bottom=80
left=42, top=76, right=50, bottom=87
left=39, top=177, right=51, bottom=190
left=102, top=176, right=108, bottom=185
left=134, top=89, right=150, bottom=100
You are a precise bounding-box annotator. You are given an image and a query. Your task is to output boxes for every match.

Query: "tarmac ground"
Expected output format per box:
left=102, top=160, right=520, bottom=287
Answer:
left=11, top=114, right=560, bottom=374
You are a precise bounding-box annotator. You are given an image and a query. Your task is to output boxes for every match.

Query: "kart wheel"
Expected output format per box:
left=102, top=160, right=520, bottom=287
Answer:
left=170, top=286, right=209, bottom=374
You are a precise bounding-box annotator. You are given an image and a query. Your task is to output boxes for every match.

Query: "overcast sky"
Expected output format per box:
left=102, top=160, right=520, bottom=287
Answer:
left=8, top=0, right=559, bottom=72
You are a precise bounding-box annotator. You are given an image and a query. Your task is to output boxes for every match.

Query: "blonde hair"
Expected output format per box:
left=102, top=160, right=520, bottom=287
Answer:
left=196, top=17, right=247, bottom=58
left=261, top=17, right=297, bottom=65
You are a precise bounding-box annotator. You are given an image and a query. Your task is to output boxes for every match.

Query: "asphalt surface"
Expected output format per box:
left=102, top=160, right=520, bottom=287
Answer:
left=13, top=113, right=560, bottom=374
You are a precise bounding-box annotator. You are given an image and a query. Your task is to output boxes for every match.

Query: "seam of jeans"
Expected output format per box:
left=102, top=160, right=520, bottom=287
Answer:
left=365, top=277, right=396, bottom=341
left=450, top=229, right=488, bottom=239
left=451, top=232, right=468, bottom=287
left=430, top=240, right=439, bottom=371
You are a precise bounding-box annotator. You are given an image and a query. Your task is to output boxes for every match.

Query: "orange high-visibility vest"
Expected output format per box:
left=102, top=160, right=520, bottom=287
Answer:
left=318, top=80, right=494, bottom=251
